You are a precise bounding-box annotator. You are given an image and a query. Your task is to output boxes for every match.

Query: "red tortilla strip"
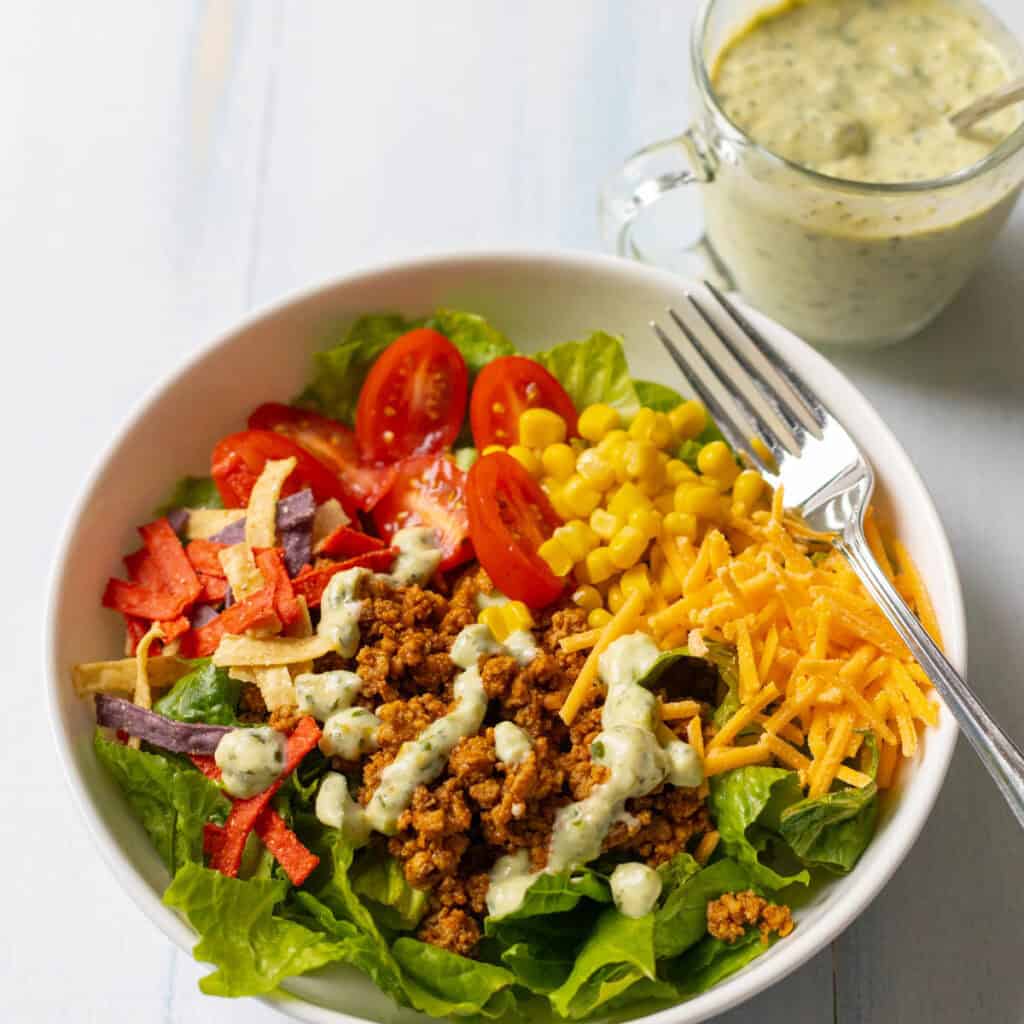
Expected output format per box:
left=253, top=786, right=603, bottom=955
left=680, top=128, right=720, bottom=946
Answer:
left=254, top=547, right=302, bottom=627
left=139, top=518, right=201, bottom=602
left=255, top=811, right=320, bottom=885
left=209, top=717, right=321, bottom=878
left=124, top=549, right=164, bottom=588
left=104, top=579, right=189, bottom=621
left=198, top=573, right=229, bottom=603
left=179, top=586, right=278, bottom=658
left=186, top=539, right=228, bottom=577
left=291, top=548, right=397, bottom=607
left=314, top=525, right=386, bottom=559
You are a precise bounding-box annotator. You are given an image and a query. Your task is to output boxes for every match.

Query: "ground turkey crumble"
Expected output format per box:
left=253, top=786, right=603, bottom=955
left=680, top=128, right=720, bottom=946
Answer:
left=283, top=564, right=728, bottom=957
left=706, top=891, right=795, bottom=944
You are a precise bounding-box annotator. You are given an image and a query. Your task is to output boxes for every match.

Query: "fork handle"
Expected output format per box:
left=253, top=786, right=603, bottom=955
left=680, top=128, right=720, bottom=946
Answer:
left=839, top=526, right=1024, bottom=829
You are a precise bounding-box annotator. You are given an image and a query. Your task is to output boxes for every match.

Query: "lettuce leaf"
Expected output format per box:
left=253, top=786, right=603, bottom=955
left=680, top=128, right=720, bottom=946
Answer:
left=534, top=332, right=640, bottom=418
left=498, top=941, right=575, bottom=995
left=164, top=864, right=354, bottom=996
left=426, top=308, right=517, bottom=373
left=654, top=856, right=751, bottom=959
left=95, top=732, right=229, bottom=874
left=708, top=767, right=810, bottom=891
left=548, top=907, right=657, bottom=1019
left=664, top=929, right=770, bottom=995
left=154, top=660, right=241, bottom=726
left=706, top=641, right=743, bottom=728
left=350, top=852, right=429, bottom=931
left=392, top=938, right=519, bottom=1019
left=634, top=380, right=684, bottom=412
left=779, top=782, right=879, bottom=873
left=155, top=475, right=222, bottom=516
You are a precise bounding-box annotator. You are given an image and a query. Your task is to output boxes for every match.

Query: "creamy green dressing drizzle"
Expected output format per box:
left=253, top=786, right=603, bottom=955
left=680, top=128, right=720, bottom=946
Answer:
left=609, top=862, right=663, bottom=919
left=214, top=725, right=286, bottom=799
left=486, top=632, right=702, bottom=918
left=494, top=721, right=533, bottom=766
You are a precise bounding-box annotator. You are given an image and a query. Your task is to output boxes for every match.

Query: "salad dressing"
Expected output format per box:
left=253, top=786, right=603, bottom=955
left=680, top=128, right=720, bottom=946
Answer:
left=214, top=726, right=286, bottom=799
left=384, top=527, right=443, bottom=587
left=494, top=721, right=533, bottom=766
left=609, top=862, right=663, bottom=919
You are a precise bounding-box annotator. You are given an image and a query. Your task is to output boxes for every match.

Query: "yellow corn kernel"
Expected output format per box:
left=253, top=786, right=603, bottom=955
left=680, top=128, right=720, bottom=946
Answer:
left=669, top=400, right=707, bottom=441
left=631, top=408, right=674, bottom=449
left=589, top=507, right=622, bottom=541
left=607, top=581, right=626, bottom=613
left=732, top=468, right=765, bottom=509
left=541, top=442, right=576, bottom=481
left=608, top=482, right=649, bottom=521
left=658, top=562, right=682, bottom=601
left=620, top=564, right=653, bottom=602
left=628, top=408, right=657, bottom=442
left=751, top=436, right=774, bottom=466
left=555, top=519, right=599, bottom=562
left=540, top=481, right=574, bottom=521
left=478, top=605, right=505, bottom=639
left=575, top=448, right=616, bottom=490
left=588, top=607, right=613, bottom=629
left=585, top=546, right=617, bottom=583
left=697, top=440, right=740, bottom=486
left=666, top=458, right=697, bottom=487
left=609, top=525, right=648, bottom=569
left=506, top=444, right=541, bottom=476
left=628, top=505, right=662, bottom=539
left=519, top=408, right=567, bottom=448
left=503, top=600, right=534, bottom=634
left=482, top=444, right=506, bottom=456
left=562, top=475, right=602, bottom=518
left=636, top=463, right=667, bottom=497
left=571, top=584, right=602, bottom=612
left=623, top=440, right=659, bottom=480
left=674, top=482, right=721, bottom=518
left=651, top=412, right=675, bottom=449
left=663, top=510, right=698, bottom=540
left=653, top=492, right=675, bottom=515
left=578, top=403, right=621, bottom=443
left=537, top=537, right=573, bottom=577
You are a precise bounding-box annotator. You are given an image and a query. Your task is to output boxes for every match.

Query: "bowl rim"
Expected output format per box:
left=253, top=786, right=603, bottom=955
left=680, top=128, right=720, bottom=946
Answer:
left=45, top=248, right=965, bottom=1024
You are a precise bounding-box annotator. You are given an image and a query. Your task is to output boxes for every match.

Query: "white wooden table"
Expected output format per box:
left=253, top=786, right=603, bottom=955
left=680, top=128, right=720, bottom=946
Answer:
left=5, top=3, right=1023, bottom=1021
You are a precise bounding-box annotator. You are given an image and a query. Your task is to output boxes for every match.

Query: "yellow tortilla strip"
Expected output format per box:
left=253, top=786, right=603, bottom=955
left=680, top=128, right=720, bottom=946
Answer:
left=185, top=508, right=245, bottom=541
left=72, top=656, right=192, bottom=696
left=312, top=498, right=350, bottom=546
left=218, top=542, right=266, bottom=600
left=230, top=665, right=296, bottom=712
left=212, top=633, right=334, bottom=667
left=245, top=456, right=297, bottom=550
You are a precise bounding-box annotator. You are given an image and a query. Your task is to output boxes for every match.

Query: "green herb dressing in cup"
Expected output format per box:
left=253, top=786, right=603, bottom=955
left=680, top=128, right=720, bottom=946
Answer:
left=601, top=0, right=1024, bottom=348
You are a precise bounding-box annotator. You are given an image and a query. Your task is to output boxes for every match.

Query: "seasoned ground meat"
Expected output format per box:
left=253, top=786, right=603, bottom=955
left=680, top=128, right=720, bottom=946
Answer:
left=294, top=567, right=714, bottom=958
left=706, top=891, right=795, bottom=944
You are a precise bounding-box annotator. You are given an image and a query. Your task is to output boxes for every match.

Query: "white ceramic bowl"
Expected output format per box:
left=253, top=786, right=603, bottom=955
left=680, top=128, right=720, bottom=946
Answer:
left=47, top=251, right=964, bottom=1024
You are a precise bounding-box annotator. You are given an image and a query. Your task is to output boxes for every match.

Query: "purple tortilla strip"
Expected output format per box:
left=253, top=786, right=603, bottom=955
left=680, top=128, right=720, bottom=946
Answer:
left=281, top=524, right=313, bottom=577
left=210, top=489, right=316, bottom=546
left=165, top=508, right=189, bottom=535
left=95, top=694, right=230, bottom=755
left=188, top=603, right=220, bottom=629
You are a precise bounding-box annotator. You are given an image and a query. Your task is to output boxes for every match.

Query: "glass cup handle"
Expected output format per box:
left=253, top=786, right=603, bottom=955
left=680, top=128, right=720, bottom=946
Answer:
left=599, top=127, right=728, bottom=284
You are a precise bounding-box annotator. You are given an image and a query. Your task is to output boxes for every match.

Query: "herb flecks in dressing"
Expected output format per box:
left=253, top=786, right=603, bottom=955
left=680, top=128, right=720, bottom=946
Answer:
left=214, top=726, right=286, bottom=799
left=609, top=862, right=663, bottom=919
left=713, top=0, right=1019, bottom=183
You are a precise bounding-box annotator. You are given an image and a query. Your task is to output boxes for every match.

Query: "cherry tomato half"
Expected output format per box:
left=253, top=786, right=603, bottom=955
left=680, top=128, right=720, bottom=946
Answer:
left=372, top=455, right=474, bottom=571
left=470, top=355, right=577, bottom=449
left=356, top=329, right=468, bottom=464
left=248, top=403, right=395, bottom=512
left=210, top=430, right=356, bottom=514
left=466, top=452, right=565, bottom=607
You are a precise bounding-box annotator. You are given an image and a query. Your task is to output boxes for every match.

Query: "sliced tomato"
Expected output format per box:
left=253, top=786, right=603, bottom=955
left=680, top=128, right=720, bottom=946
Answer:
left=248, top=403, right=395, bottom=512
left=356, top=329, right=468, bottom=464
left=372, top=455, right=473, bottom=571
left=470, top=355, right=577, bottom=449
left=210, top=430, right=356, bottom=514
left=466, top=452, right=565, bottom=607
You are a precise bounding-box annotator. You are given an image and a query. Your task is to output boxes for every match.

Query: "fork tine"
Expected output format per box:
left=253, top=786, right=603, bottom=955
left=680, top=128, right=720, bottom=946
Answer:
left=704, top=281, right=827, bottom=436
left=673, top=298, right=799, bottom=459
left=651, top=320, right=774, bottom=478
left=686, top=290, right=808, bottom=451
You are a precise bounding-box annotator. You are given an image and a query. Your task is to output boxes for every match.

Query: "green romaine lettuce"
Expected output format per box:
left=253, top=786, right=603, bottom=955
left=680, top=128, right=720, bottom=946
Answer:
left=548, top=907, right=657, bottom=1019
left=350, top=853, right=429, bottom=931
left=779, top=782, right=878, bottom=873
left=708, top=767, right=810, bottom=891
left=665, top=929, right=770, bottom=995
left=95, top=733, right=229, bottom=874
left=426, top=308, right=517, bottom=373
left=154, top=660, right=241, bottom=726
left=164, top=865, right=354, bottom=997
left=634, top=380, right=684, bottom=412
left=155, top=475, right=223, bottom=516
left=533, top=332, right=640, bottom=418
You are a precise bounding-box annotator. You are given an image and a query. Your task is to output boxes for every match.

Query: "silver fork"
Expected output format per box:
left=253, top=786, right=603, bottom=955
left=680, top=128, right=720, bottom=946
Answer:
left=652, top=281, right=1024, bottom=828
